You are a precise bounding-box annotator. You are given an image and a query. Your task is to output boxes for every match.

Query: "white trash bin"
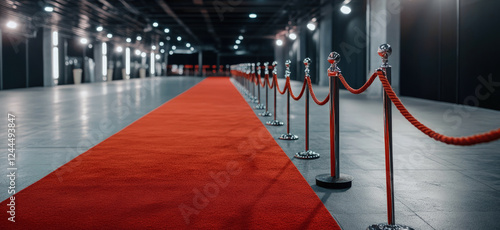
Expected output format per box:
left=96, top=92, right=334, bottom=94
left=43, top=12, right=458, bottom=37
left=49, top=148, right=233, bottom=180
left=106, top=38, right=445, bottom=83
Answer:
left=73, top=69, right=82, bottom=85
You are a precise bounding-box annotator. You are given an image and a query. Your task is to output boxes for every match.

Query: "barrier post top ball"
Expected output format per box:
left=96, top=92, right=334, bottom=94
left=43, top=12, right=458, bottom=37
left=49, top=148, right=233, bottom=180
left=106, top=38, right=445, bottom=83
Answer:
left=272, top=61, right=278, bottom=75
left=327, top=52, right=341, bottom=74
left=285, top=59, right=291, bottom=78
left=378, top=43, right=392, bottom=66
left=264, top=62, right=269, bottom=75
left=251, top=63, right=255, bottom=74
left=304, top=57, right=311, bottom=77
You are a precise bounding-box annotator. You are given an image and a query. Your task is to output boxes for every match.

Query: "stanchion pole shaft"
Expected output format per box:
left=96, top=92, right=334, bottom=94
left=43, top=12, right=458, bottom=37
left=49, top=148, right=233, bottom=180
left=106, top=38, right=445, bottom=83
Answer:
left=273, top=76, right=277, bottom=120
left=257, top=75, right=261, bottom=103
left=330, top=73, right=340, bottom=179
left=383, top=65, right=395, bottom=225
left=305, top=78, right=310, bottom=151
left=287, top=90, right=290, bottom=133
left=265, top=75, right=269, bottom=112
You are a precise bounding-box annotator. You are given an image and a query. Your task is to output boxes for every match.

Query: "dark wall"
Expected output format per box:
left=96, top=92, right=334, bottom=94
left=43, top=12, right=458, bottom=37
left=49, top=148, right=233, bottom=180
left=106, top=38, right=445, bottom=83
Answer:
left=332, top=0, right=366, bottom=88
left=2, top=33, right=27, bottom=89
left=401, top=0, right=500, bottom=110
left=28, top=28, right=44, bottom=87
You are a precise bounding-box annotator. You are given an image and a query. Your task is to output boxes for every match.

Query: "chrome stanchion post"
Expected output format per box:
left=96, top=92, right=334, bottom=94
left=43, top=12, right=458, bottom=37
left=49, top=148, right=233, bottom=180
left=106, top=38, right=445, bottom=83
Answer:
left=279, top=60, right=298, bottom=140
left=316, top=52, right=353, bottom=189
left=259, top=62, right=272, bottom=116
left=368, top=44, right=414, bottom=230
left=295, top=58, right=320, bottom=159
left=252, top=63, right=257, bottom=103
left=267, top=61, right=284, bottom=126
left=255, top=62, right=265, bottom=109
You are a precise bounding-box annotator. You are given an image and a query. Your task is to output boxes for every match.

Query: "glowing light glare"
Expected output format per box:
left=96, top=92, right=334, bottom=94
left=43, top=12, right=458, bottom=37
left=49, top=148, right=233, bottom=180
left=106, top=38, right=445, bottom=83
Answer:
left=160, top=49, right=165, bottom=53
left=155, top=54, right=161, bottom=60
left=107, top=33, right=113, bottom=38
left=288, top=32, right=297, bottom=40
left=169, top=50, right=173, bottom=55
left=126, top=37, right=131, bottom=43
left=276, top=39, right=283, bottom=46
left=233, top=45, right=238, bottom=49
left=235, top=40, right=241, bottom=44
left=238, top=35, right=243, bottom=40
left=152, top=45, right=157, bottom=50
left=135, top=49, right=141, bottom=56
left=172, top=45, right=176, bottom=50
left=52, top=31, right=58, bottom=46
left=116, top=46, right=123, bottom=53
left=159, top=41, right=164, bottom=46
left=6, top=21, right=18, bottom=29
left=177, top=36, right=182, bottom=41
left=307, top=22, right=316, bottom=31
left=80, top=38, right=88, bottom=44
left=96, top=26, right=103, bottom=31
left=340, top=5, right=352, bottom=14
left=186, top=43, right=191, bottom=48
left=164, top=28, right=170, bottom=33
left=136, top=35, right=142, bottom=41
left=125, top=47, right=131, bottom=75
left=44, top=6, right=54, bottom=12
left=102, top=42, right=107, bottom=55
left=166, top=36, right=171, bottom=41
left=249, top=13, right=257, bottom=18
left=152, top=22, right=159, bottom=27
left=52, top=47, right=59, bottom=79
left=190, top=47, right=194, bottom=51
left=141, top=52, right=146, bottom=58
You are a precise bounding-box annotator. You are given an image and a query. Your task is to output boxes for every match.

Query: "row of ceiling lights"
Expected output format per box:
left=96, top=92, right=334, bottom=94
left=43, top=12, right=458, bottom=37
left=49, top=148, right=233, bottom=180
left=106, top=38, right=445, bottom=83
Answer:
left=275, top=4, right=352, bottom=46
left=233, top=13, right=256, bottom=50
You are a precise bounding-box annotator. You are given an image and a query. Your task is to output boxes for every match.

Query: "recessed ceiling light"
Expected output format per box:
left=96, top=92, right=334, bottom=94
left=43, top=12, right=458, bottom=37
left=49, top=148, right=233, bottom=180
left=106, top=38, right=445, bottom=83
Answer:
left=169, top=50, right=174, bottom=55
left=288, top=33, right=297, bottom=40
left=135, top=49, right=141, bottom=55
left=233, top=45, right=238, bottom=49
left=160, top=49, right=165, bottom=53
left=126, top=38, right=131, bottom=43
left=6, top=21, right=18, bottom=29
left=307, top=22, right=316, bottom=31
left=166, top=36, right=171, bottom=41
left=172, top=45, right=176, bottom=50
left=159, top=41, right=164, bottom=46
left=238, top=35, right=243, bottom=40
left=152, top=22, right=159, bottom=27
left=116, top=46, right=123, bottom=52
left=107, top=33, right=113, bottom=38
left=275, top=39, right=283, bottom=46
left=177, top=36, right=182, bottom=41
left=235, top=40, right=241, bottom=44
left=340, top=5, right=352, bottom=14
left=80, top=38, right=88, bottom=44
left=152, top=45, right=157, bottom=50
left=136, top=35, right=142, bottom=41
left=155, top=54, right=161, bottom=60
left=164, top=28, right=170, bottom=33
left=96, top=26, right=103, bottom=32
left=186, top=43, right=191, bottom=48
left=249, top=13, right=257, bottom=19
left=190, top=47, right=194, bottom=51
left=44, top=6, right=54, bottom=12
left=141, top=52, right=146, bottom=57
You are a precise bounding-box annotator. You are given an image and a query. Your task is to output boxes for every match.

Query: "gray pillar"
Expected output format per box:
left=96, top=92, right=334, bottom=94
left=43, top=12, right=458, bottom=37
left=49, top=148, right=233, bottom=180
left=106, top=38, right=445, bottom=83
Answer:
left=318, top=0, right=333, bottom=86
left=0, top=28, right=3, bottom=90
left=42, top=27, right=55, bottom=87
left=94, top=43, right=104, bottom=82
left=367, top=0, right=401, bottom=97
left=198, top=51, right=203, bottom=76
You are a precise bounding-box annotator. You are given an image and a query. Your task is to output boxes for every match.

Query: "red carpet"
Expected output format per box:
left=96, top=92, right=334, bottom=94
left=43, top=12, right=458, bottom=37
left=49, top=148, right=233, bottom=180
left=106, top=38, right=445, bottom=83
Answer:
left=0, top=77, right=340, bottom=229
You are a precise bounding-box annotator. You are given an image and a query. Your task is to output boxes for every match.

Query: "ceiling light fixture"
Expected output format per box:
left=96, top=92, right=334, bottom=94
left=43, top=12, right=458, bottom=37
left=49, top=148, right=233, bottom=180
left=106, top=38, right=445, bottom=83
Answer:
left=249, top=13, right=257, bottom=19
left=160, top=49, right=165, bottom=53
left=172, top=45, right=176, bottom=50
left=169, top=50, right=174, bottom=55
left=159, top=41, right=164, bottom=46
left=116, top=46, right=123, bottom=53
left=235, top=40, right=241, bottom=44
left=136, top=35, right=142, bottom=41
left=166, top=36, right=171, bottom=41
left=126, top=38, right=132, bottom=43
left=238, top=35, right=243, bottom=40
left=177, top=36, right=182, bottom=41
left=80, top=38, right=88, bottom=44
left=164, top=28, right=170, bottom=33
left=340, top=5, right=352, bottom=14
left=275, top=39, right=283, bottom=46
left=155, top=54, right=161, bottom=60
left=307, top=22, right=316, bottom=31
left=96, top=26, right=103, bottom=32
left=141, top=52, right=146, bottom=57
left=135, top=49, right=141, bottom=56
left=186, top=43, right=191, bottom=48
left=107, top=33, right=113, bottom=38
left=233, top=45, right=238, bottom=49
left=44, top=6, right=54, bottom=12
left=288, top=32, right=297, bottom=40
left=6, top=21, right=18, bottom=29
left=152, top=45, right=157, bottom=50
left=152, top=22, right=159, bottom=27
left=190, top=47, right=194, bottom=51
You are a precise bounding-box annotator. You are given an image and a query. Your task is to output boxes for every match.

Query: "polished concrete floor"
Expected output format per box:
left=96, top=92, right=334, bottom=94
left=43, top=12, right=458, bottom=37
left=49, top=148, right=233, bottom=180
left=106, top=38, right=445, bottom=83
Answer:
left=1, top=76, right=499, bottom=229
left=234, top=78, right=500, bottom=229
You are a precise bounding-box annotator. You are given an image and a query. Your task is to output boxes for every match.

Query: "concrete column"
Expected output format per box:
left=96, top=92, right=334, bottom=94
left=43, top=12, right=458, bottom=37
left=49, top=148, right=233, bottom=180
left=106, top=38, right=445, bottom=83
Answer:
left=42, top=27, right=55, bottom=87
left=367, top=0, right=401, bottom=97
left=318, top=0, right=333, bottom=86
left=198, top=51, right=203, bottom=76
left=0, top=28, right=3, bottom=90
left=94, top=43, right=104, bottom=82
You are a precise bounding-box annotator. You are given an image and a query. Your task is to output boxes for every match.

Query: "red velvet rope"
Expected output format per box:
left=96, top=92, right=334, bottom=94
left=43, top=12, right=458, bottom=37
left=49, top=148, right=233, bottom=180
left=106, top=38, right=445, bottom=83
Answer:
left=338, top=72, right=378, bottom=94
left=275, top=77, right=288, bottom=95
left=377, top=71, right=500, bottom=146
left=258, top=73, right=265, bottom=87
left=289, top=78, right=307, bottom=101
left=267, top=74, right=274, bottom=89
left=306, top=77, right=329, bottom=105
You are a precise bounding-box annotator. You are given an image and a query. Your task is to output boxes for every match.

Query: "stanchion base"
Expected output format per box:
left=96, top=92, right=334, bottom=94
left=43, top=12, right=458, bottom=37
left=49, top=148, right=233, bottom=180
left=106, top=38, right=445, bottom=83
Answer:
left=253, top=98, right=259, bottom=104
left=279, top=133, right=298, bottom=140
left=266, top=120, right=284, bottom=126
left=294, top=150, right=320, bottom=159
left=315, top=173, right=353, bottom=189
left=367, top=223, right=415, bottom=230
left=255, top=104, right=265, bottom=110
left=259, top=111, right=272, bottom=117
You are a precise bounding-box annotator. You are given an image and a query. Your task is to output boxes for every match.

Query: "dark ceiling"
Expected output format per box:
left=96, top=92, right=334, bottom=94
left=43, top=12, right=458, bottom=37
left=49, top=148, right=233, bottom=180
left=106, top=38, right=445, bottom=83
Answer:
left=0, top=0, right=324, bottom=55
